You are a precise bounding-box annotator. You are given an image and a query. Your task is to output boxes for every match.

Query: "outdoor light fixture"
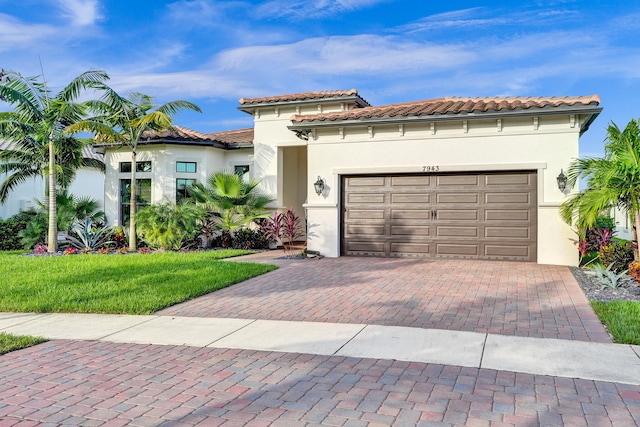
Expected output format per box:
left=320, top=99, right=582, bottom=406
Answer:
left=557, top=169, right=568, bottom=191
left=314, top=176, right=325, bottom=196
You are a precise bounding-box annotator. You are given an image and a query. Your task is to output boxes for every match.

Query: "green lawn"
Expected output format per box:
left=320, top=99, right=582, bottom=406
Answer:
left=0, top=250, right=276, bottom=314
left=0, top=332, right=46, bottom=355
left=591, top=300, right=640, bottom=345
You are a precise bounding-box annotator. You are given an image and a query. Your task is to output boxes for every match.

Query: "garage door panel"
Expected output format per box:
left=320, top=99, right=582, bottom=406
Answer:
left=436, top=226, right=478, bottom=237
left=347, top=177, right=385, bottom=187
left=485, top=209, right=531, bottom=221
left=347, top=209, right=385, bottom=220
left=392, top=176, right=432, bottom=186
left=348, top=193, right=385, bottom=204
left=391, top=225, right=430, bottom=236
left=391, top=194, right=430, bottom=204
left=346, top=225, right=385, bottom=237
left=437, top=175, right=479, bottom=186
left=485, top=226, right=530, bottom=239
left=342, top=172, right=537, bottom=261
left=485, top=174, right=532, bottom=185
left=346, top=241, right=385, bottom=253
left=391, top=209, right=432, bottom=220
left=437, top=193, right=478, bottom=204
left=484, top=245, right=531, bottom=259
left=391, top=242, right=431, bottom=255
left=436, top=243, right=479, bottom=256
left=437, top=210, right=478, bottom=221
left=485, top=192, right=531, bottom=204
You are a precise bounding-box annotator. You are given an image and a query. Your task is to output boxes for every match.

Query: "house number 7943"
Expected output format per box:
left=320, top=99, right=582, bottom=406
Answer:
left=422, top=165, right=440, bottom=172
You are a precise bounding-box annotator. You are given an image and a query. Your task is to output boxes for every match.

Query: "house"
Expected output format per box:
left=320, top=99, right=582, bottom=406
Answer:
left=0, top=142, right=105, bottom=219
left=99, top=90, right=602, bottom=266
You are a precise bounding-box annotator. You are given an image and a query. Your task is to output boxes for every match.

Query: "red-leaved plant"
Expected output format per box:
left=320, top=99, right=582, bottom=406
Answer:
left=261, top=207, right=305, bottom=256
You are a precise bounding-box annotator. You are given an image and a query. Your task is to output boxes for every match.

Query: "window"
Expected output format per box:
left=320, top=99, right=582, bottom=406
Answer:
left=234, top=165, right=251, bottom=183
left=120, top=161, right=152, bottom=173
left=120, top=179, right=151, bottom=226
left=176, top=161, right=197, bottom=173
left=176, top=178, right=197, bottom=202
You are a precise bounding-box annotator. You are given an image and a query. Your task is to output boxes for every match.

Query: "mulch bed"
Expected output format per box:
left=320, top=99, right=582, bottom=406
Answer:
left=570, top=266, right=640, bottom=302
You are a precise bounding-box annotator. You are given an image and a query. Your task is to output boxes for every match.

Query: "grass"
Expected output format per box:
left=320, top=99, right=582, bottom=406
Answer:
left=0, top=332, right=46, bottom=355
left=591, top=300, right=640, bottom=345
left=0, top=250, right=277, bottom=314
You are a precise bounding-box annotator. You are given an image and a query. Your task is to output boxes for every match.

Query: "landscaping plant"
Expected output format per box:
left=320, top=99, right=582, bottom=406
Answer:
left=135, top=202, right=203, bottom=251
left=0, top=69, right=108, bottom=252
left=188, top=171, right=274, bottom=248
left=65, top=218, right=114, bottom=251
left=598, top=240, right=634, bottom=273
left=262, top=207, right=305, bottom=256
left=560, top=119, right=640, bottom=261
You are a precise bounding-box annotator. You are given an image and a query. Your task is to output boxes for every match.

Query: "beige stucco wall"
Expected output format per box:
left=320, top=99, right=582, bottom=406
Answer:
left=296, top=114, right=586, bottom=265
left=0, top=169, right=104, bottom=219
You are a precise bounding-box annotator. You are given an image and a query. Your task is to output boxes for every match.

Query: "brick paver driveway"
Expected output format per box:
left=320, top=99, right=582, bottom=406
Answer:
left=2, top=341, right=640, bottom=426
left=160, top=256, right=611, bottom=343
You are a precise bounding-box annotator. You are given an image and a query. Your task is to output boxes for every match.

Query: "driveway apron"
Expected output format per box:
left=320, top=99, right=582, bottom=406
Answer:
left=159, top=255, right=611, bottom=343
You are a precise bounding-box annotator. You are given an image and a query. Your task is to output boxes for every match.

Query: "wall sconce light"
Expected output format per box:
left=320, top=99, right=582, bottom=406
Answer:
left=314, top=176, right=325, bottom=196
left=557, top=169, right=568, bottom=191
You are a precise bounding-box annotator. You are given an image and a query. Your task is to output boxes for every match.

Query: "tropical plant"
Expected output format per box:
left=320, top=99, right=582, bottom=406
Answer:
left=67, top=89, right=201, bottom=250
left=65, top=218, right=113, bottom=251
left=188, top=171, right=274, bottom=247
left=598, top=241, right=635, bottom=273
left=135, top=202, right=202, bottom=251
left=560, top=119, right=640, bottom=260
left=0, top=69, right=108, bottom=252
left=35, top=191, right=105, bottom=232
left=261, top=207, right=305, bottom=255
left=232, top=228, right=269, bottom=250
left=591, top=263, right=629, bottom=289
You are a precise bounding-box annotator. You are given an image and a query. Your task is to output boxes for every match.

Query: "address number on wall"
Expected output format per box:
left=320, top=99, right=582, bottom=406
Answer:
left=422, top=165, right=440, bottom=172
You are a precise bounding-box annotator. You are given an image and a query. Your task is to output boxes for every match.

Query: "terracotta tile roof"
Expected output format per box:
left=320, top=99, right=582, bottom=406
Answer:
left=291, top=95, right=601, bottom=123
left=239, top=89, right=369, bottom=106
left=141, top=125, right=211, bottom=141
left=206, top=128, right=254, bottom=145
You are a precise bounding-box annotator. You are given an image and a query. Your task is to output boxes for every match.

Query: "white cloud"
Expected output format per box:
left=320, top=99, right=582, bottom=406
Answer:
left=0, top=13, right=57, bottom=50
left=256, top=0, right=389, bottom=19
left=56, top=0, right=101, bottom=26
left=214, top=34, right=475, bottom=76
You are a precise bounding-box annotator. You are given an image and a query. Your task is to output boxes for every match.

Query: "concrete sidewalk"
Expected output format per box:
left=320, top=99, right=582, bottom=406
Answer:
left=2, top=311, right=639, bottom=386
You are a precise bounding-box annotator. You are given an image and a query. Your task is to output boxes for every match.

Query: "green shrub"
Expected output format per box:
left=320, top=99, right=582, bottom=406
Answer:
left=233, top=228, right=268, bottom=250
left=0, top=219, right=25, bottom=250
left=136, top=202, right=203, bottom=250
left=0, top=210, right=42, bottom=250
left=598, top=240, right=634, bottom=273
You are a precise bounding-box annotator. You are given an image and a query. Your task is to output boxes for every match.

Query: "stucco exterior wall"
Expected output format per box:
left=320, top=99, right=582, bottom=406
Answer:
left=0, top=169, right=104, bottom=219
left=298, top=114, right=585, bottom=265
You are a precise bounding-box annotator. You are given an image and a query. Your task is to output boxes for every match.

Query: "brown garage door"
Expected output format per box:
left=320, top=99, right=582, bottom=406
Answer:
left=341, top=171, right=537, bottom=261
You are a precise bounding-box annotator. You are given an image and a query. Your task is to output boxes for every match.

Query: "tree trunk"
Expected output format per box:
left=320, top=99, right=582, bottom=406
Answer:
left=129, top=150, right=137, bottom=251
left=634, top=208, right=640, bottom=261
left=47, top=134, right=57, bottom=253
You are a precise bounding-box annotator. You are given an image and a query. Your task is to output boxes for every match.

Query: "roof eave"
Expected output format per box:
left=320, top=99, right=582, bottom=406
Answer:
left=288, top=105, right=603, bottom=130
left=238, top=95, right=370, bottom=115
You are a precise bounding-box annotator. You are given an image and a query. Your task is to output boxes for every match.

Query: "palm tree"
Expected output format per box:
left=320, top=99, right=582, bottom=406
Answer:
left=188, top=171, right=274, bottom=247
left=0, top=69, right=108, bottom=252
left=68, top=90, right=201, bottom=250
left=560, top=119, right=640, bottom=260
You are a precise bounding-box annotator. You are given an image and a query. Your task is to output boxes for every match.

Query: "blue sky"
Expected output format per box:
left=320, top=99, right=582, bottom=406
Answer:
left=1, top=0, right=639, bottom=157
